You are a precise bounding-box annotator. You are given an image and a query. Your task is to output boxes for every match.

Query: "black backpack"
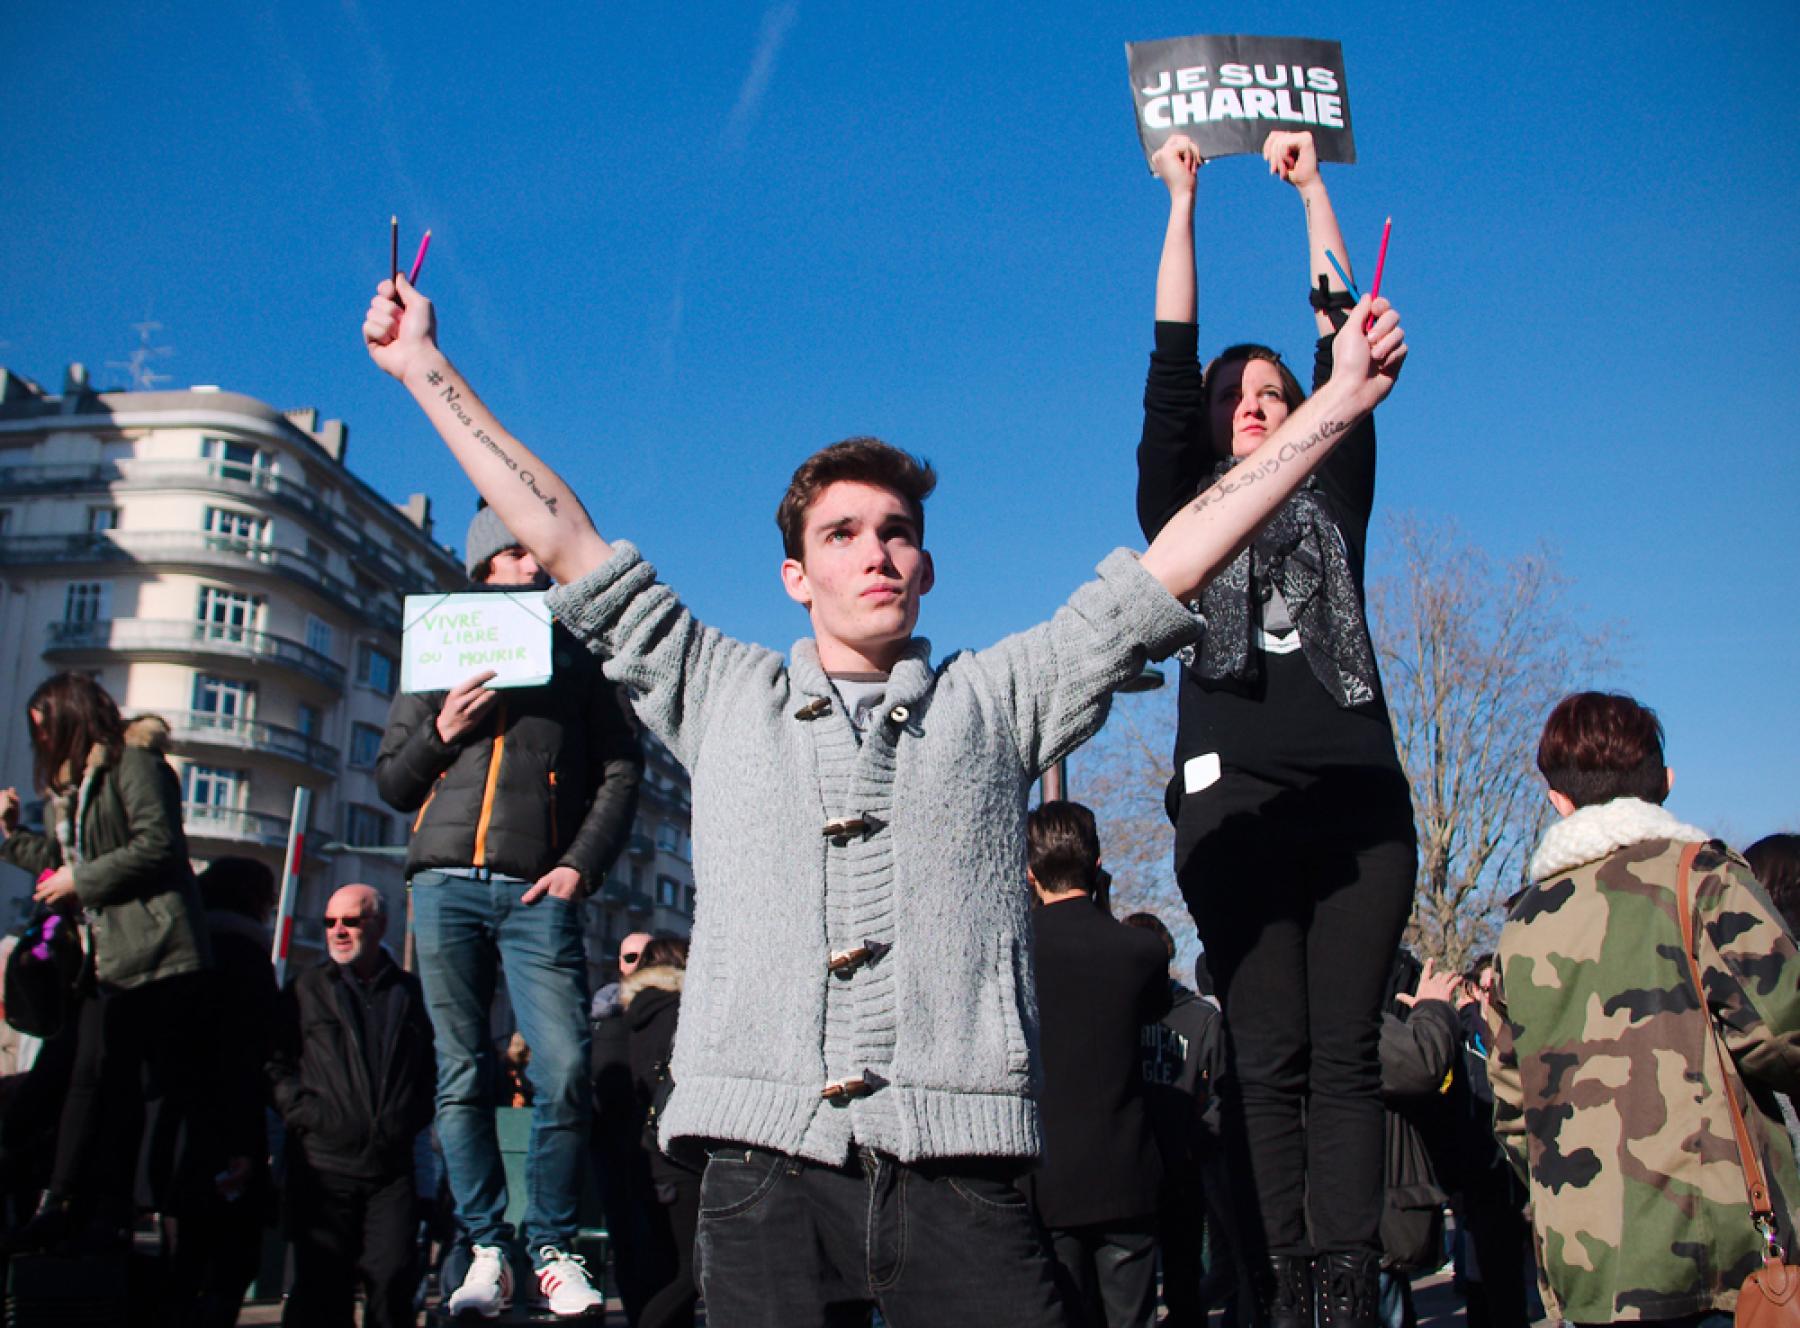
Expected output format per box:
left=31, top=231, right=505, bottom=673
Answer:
left=5, top=906, right=84, bottom=1038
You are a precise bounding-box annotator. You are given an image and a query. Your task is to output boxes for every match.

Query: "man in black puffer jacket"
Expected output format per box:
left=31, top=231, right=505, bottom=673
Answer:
left=268, top=884, right=436, bottom=1328
left=376, top=503, right=642, bottom=1318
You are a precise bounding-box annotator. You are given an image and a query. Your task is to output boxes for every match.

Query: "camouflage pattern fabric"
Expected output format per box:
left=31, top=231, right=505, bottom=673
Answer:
left=1489, top=803, right=1800, bottom=1323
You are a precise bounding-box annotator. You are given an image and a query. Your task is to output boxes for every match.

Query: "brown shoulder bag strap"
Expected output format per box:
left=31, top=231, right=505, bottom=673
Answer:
left=1676, top=840, right=1778, bottom=1226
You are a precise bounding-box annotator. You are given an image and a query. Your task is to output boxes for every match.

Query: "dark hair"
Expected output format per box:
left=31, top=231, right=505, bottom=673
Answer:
left=1123, top=911, right=1175, bottom=963
left=640, top=935, right=690, bottom=970
left=1192, top=951, right=1214, bottom=997
left=1537, top=692, right=1668, bottom=808
left=1203, top=344, right=1307, bottom=449
left=1746, top=834, right=1800, bottom=937
left=1464, top=952, right=1496, bottom=985
left=196, top=856, right=278, bottom=922
left=26, top=673, right=124, bottom=794
left=1027, top=801, right=1102, bottom=896
left=775, top=438, right=936, bottom=562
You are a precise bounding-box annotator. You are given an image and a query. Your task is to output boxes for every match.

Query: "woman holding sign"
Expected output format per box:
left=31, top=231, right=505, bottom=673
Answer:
left=1135, top=130, right=1416, bottom=1328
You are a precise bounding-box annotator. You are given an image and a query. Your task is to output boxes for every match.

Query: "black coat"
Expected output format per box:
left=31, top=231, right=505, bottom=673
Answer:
left=1377, top=998, right=1457, bottom=1270
left=267, top=955, right=436, bottom=1178
left=202, top=912, right=279, bottom=1179
left=622, top=966, right=694, bottom=1182
left=376, top=616, right=643, bottom=890
left=1028, top=897, right=1172, bottom=1228
left=1139, top=981, right=1225, bottom=1171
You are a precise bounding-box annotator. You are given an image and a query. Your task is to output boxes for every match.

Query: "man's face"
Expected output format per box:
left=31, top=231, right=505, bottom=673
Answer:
left=779, top=481, right=933, bottom=671
left=619, top=932, right=654, bottom=978
left=324, top=885, right=386, bottom=970
left=486, top=546, right=549, bottom=588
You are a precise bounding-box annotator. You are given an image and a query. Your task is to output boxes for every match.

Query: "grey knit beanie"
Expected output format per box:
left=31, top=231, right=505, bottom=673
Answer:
left=464, top=505, right=521, bottom=580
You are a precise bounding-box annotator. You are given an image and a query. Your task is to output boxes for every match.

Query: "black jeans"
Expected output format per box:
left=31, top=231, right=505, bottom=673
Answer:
left=694, top=1146, right=1066, bottom=1327
left=283, top=1160, right=418, bottom=1328
left=640, top=1169, right=702, bottom=1328
left=51, top=971, right=210, bottom=1213
left=1179, top=770, right=1416, bottom=1258
left=1047, top=1221, right=1158, bottom=1328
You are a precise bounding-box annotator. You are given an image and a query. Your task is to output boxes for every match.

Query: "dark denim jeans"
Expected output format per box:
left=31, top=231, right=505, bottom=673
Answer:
left=694, top=1146, right=1066, bottom=1328
left=411, top=870, right=593, bottom=1253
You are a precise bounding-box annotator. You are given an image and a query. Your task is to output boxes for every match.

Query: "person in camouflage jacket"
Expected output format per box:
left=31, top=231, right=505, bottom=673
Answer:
left=1489, top=692, right=1800, bottom=1325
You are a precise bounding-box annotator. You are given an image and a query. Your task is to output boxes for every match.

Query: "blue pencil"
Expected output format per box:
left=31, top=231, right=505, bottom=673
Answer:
left=1325, top=249, right=1360, bottom=300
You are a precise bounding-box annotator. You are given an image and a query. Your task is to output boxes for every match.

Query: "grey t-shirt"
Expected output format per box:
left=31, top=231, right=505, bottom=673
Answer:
left=828, top=672, right=888, bottom=737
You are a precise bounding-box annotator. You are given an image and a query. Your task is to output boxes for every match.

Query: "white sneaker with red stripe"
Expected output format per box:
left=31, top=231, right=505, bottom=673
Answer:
left=531, top=1246, right=604, bottom=1317
left=446, top=1243, right=512, bottom=1319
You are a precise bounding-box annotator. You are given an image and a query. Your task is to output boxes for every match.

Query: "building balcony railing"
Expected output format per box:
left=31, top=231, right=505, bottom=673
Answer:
left=0, top=459, right=448, bottom=589
left=46, top=617, right=347, bottom=690
left=181, top=801, right=291, bottom=848
left=0, top=531, right=401, bottom=632
left=167, top=709, right=340, bottom=775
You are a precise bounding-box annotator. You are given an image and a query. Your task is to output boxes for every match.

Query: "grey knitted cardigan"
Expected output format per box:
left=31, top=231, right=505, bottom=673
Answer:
left=546, top=542, right=1197, bottom=1164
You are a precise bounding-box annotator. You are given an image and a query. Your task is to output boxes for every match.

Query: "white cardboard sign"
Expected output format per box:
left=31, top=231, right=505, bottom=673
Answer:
left=401, top=591, right=553, bottom=693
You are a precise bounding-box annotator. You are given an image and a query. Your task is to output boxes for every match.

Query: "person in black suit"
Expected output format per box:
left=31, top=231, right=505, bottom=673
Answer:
left=1027, top=802, right=1172, bottom=1328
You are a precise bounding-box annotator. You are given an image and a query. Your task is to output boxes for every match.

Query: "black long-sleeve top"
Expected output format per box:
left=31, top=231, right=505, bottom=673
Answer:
left=1137, top=320, right=1405, bottom=793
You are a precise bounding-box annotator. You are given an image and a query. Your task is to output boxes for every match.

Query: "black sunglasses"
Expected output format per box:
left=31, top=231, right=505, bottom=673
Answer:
left=323, top=915, right=371, bottom=930
left=620, top=950, right=641, bottom=965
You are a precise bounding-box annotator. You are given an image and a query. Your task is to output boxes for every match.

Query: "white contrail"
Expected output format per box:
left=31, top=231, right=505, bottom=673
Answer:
left=722, top=0, right=800, bottom=151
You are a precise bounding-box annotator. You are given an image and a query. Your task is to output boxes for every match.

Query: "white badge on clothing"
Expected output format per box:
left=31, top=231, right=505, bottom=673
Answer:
left=1183, top=752, right=1222, bottom=794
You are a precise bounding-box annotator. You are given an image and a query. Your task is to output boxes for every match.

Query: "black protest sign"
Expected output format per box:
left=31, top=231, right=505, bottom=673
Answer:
left=1124, top=35, right=1354, bottom=168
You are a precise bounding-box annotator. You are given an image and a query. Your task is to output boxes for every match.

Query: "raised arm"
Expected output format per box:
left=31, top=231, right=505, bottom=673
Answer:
left=1137, top=133, right=1208, bottom=541
left=1139, top=294, right=1405, bottom=602
left=362, top=276, right=611, bottom=585
left=1264, top=131, right=1353, bottom=337
left=1152, top=134, right=1201, bottom=323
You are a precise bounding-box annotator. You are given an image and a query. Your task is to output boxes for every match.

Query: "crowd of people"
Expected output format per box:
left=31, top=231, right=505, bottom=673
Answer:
left=0, top=125, right=1791, bottom=1328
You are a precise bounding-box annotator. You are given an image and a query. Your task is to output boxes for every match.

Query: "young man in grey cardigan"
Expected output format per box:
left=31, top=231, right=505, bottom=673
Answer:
left=363, top=271, right=1407, bottom=1327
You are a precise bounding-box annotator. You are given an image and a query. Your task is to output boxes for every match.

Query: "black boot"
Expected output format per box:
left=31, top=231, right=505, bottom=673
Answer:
left=1263, top=1253, right=1314, bottom=1328
left=1316, top=1250, right=1381, bottom=1328
left=3, top=1192, right=76, bottom=1255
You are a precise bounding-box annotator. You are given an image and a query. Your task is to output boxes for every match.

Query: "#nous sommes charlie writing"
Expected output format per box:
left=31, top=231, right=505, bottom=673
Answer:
left=1139, top=63, right=1345, bottom=131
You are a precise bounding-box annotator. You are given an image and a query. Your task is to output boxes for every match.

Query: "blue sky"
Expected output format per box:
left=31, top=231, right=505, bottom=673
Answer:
left=2, top=1, right=1795, bottom=843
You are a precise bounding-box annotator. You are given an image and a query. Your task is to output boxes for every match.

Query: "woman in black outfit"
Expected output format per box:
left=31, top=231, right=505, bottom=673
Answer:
left=625, top=935, right=700, bottom=1328
left=0, top=674, right=213, bottom=1252
left=1136, top=130, right=1417, bottom=1328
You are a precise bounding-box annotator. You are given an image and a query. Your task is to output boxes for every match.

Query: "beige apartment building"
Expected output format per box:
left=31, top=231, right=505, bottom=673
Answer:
left=0, top=364, right=692, bottom=978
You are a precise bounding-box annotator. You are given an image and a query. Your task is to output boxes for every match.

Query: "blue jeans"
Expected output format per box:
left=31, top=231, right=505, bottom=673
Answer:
left=694, top=1146, right=1065, bottom=1327
left=411, top=870, right=593, bottom=1253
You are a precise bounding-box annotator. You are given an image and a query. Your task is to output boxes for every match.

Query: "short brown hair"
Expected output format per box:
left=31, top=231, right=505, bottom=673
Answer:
left=775, top=438, right=937, bottom=562
left=1537, top=691, right=1667, bottom=808
left=1027, top=800, right=1102, bottom=896
left=1746, top=835, right=1800, bottom=936
left=640, top=935, right=690, bottom=970
left=1123, top=911, right=1175, bottom=963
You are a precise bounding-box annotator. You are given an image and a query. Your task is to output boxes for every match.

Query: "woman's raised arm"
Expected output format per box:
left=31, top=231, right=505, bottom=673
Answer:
left=363, top=275, right=612, bottom=585
left=1264, top=130, right=1353, bottom=337
left=1151, top=134, right=1202, bottom=324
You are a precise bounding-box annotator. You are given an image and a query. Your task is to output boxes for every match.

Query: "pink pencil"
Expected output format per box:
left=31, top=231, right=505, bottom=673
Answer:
left=408, top=230, right=432, bottom=285
left=1365, top=216, right=1392, bottom=331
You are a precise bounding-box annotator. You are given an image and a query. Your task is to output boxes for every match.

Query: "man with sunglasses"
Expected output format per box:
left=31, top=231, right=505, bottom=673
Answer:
left=269, top=884, right=437, bottom=1328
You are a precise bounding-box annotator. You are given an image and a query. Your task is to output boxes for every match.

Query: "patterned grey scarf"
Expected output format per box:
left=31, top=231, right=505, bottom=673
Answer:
left=1180, top=465, right=1378, bottom=709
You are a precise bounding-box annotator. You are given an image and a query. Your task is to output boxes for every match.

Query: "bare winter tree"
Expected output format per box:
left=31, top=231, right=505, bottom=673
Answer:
left=1369, top=513, right=1613, bottom=971
left=1066, top=685, right=1201, bottom=969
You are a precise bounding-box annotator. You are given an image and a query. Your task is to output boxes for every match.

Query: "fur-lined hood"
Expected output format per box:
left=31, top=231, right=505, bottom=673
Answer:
left=619, top=964, right=684, bottom=1008
left=51, top=714, right=172, bottom=793
left=1529, top=796, right=1710, bottom=883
